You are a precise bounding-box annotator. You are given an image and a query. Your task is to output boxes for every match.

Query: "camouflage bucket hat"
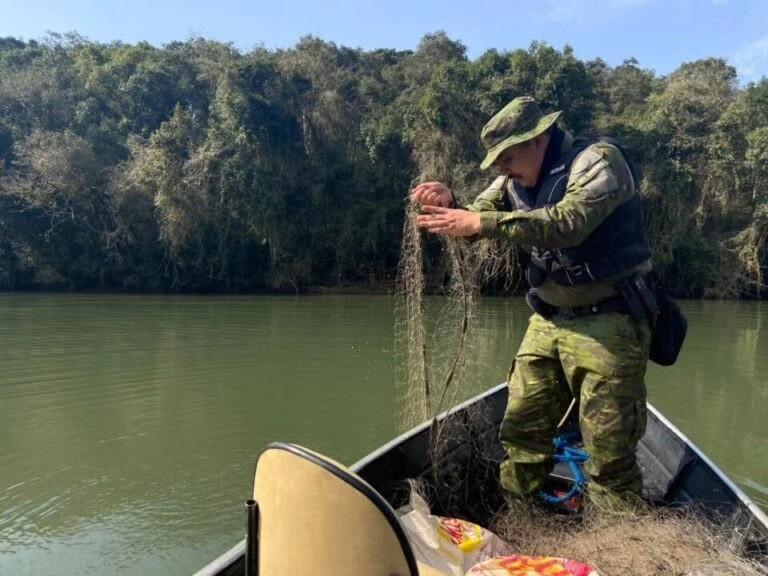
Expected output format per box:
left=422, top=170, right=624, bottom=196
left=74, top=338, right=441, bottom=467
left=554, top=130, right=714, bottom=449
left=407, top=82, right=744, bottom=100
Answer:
left=480, top=96, right=562, bottom=170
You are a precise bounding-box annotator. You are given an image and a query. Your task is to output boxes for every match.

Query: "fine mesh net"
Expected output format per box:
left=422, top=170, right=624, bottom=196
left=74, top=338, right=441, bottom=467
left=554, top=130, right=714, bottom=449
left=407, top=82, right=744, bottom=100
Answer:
left=491, top=500, right=768, bottom=576
left=393, top=195, right=519, bottom=521
left=393, top=199, right=516, bottom=436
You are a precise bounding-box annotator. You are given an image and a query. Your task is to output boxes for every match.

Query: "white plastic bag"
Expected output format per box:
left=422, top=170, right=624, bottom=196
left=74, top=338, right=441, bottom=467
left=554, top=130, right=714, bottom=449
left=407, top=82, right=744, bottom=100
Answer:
left=397, top=490, right=513, bottom=576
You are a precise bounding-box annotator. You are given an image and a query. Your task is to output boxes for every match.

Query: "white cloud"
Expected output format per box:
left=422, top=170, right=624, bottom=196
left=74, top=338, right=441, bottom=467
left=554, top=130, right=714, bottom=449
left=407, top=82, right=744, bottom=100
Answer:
left=732, top=35, right=768, bottom=84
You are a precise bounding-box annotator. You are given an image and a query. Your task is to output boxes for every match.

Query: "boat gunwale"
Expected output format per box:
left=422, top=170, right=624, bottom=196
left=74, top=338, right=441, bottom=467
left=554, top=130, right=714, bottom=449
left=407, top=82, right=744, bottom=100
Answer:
left=350, top=382, right=508, bottom=473
left=646, top=402, right=768, bottom=530
left=194, top=382, right=768, bottom=575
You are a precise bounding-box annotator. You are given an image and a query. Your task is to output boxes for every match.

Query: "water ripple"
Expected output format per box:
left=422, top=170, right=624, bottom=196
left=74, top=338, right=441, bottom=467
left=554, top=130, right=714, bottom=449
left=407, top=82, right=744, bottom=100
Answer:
left=0, top=294, right=765, bottom=575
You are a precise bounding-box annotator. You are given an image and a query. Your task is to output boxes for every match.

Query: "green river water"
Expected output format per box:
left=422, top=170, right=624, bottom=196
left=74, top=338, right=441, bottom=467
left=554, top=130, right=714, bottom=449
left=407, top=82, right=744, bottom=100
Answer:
left=0, top=294, right=766, bottom=575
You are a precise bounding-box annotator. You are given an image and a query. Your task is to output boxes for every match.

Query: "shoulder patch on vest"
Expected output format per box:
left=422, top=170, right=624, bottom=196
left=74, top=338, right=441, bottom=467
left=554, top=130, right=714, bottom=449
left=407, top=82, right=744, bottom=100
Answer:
left=569, top=146, right=604, bottom=177
left=573, top=158, right=610, bottom=189
left=573, top=141, right=632, bottom=193
left=568, top=145, right=609, bottom=187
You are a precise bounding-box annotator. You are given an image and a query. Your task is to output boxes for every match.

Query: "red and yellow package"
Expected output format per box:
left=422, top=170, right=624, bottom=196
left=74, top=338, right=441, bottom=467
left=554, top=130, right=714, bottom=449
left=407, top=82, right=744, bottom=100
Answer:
left=437, top=517, right=484, bottom=552
left=466, top=555, right=599, bottom=576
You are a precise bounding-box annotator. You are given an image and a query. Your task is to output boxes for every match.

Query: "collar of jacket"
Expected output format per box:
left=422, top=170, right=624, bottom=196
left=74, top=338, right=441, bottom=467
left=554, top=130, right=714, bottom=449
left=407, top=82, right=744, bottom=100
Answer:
left=530, top=127, right=573, bottom=194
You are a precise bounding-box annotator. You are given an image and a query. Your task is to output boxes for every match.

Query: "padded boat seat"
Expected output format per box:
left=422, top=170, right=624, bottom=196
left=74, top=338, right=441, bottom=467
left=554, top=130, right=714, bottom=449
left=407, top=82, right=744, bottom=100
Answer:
left=253, top=442, right=449, bottom=576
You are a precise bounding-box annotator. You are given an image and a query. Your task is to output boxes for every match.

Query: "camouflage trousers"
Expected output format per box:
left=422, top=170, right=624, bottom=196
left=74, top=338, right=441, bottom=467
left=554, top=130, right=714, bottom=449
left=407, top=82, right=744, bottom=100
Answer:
left=499, top=311, right=650, bottom=508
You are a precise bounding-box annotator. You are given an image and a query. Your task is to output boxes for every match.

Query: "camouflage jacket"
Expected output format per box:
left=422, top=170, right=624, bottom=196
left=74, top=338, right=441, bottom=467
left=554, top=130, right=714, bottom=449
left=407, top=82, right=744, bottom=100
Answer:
left=466, top=131, right=651, bottom=307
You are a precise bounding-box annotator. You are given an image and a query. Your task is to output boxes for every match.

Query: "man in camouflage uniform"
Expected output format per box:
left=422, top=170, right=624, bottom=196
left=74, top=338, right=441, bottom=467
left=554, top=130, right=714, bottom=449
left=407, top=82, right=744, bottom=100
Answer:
left=411, top=96, right=653, bottom=510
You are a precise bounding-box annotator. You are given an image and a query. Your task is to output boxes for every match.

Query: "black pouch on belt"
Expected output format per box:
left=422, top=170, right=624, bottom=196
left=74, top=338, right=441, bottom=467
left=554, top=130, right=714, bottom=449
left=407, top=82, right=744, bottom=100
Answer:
left=619, top=274, right=687, bottom=366
left=647, top=276, right=687, bottom=366
left=616, top=277, right=649, bottom=322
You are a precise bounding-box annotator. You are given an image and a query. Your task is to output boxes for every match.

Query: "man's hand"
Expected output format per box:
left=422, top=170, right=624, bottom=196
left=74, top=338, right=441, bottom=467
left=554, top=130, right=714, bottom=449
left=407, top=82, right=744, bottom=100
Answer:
left=417, top=205, right=481, bottom=237
left=410, top=182, right=454, bottom=207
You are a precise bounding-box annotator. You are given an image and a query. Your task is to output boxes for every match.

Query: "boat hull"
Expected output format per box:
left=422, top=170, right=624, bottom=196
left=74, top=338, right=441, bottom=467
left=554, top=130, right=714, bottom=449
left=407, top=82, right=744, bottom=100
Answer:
left=195, top=383, right=768, bottom=576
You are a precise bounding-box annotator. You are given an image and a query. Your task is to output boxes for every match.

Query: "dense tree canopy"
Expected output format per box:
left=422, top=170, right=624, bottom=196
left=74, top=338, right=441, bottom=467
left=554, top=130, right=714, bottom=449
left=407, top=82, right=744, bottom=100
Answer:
left=0, top=33, right=766, bottom=297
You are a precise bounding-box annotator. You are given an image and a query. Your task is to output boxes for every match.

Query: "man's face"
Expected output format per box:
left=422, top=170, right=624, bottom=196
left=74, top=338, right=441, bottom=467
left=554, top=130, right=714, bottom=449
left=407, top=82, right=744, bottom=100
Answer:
left=495, top=135, right=548, bottom=188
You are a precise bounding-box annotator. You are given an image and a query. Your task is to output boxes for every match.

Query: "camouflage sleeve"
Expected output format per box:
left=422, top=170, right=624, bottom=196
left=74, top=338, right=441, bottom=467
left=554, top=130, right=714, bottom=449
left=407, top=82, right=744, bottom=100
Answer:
left=476, top=143, right=635, bottom=249
left=464, top=176, right=509, bottom=212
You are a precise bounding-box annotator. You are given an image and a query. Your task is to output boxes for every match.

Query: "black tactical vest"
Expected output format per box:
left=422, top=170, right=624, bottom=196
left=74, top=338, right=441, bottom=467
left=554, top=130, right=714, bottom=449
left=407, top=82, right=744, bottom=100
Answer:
left=506, top=137, right=652, bottom=287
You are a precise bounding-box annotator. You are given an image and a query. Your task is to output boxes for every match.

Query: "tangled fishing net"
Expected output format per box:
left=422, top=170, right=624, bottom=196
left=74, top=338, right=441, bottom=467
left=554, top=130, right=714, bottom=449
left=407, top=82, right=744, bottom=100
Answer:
left=393, top=198, right=516, bottom=436
left=491, top=500, right=768, bottom=576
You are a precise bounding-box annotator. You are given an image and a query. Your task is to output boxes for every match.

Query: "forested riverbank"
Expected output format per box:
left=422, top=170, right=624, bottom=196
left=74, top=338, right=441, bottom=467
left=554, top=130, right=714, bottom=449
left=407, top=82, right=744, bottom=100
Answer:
left=0, top=33, right=766, bottom=297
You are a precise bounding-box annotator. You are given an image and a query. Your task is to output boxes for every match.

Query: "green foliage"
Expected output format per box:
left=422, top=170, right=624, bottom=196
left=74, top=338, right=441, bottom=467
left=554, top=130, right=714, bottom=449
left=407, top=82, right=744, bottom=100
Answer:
left=0, top=34, right=765, bottom=297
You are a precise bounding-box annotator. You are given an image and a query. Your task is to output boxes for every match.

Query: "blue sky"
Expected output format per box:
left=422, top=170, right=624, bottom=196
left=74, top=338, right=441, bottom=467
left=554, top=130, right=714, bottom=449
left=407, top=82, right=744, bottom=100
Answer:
left=2, top=0, right=767, bottom=83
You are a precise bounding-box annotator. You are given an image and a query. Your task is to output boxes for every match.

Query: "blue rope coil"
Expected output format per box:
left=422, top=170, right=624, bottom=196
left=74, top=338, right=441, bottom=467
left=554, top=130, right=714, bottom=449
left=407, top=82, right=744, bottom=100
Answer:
left=538, top=431, right=589, bottom=505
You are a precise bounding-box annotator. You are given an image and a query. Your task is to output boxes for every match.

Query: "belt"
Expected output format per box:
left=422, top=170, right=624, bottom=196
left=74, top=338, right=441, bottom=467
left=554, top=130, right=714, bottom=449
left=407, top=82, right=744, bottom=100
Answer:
left=555, top=295, right=628, bottom=319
